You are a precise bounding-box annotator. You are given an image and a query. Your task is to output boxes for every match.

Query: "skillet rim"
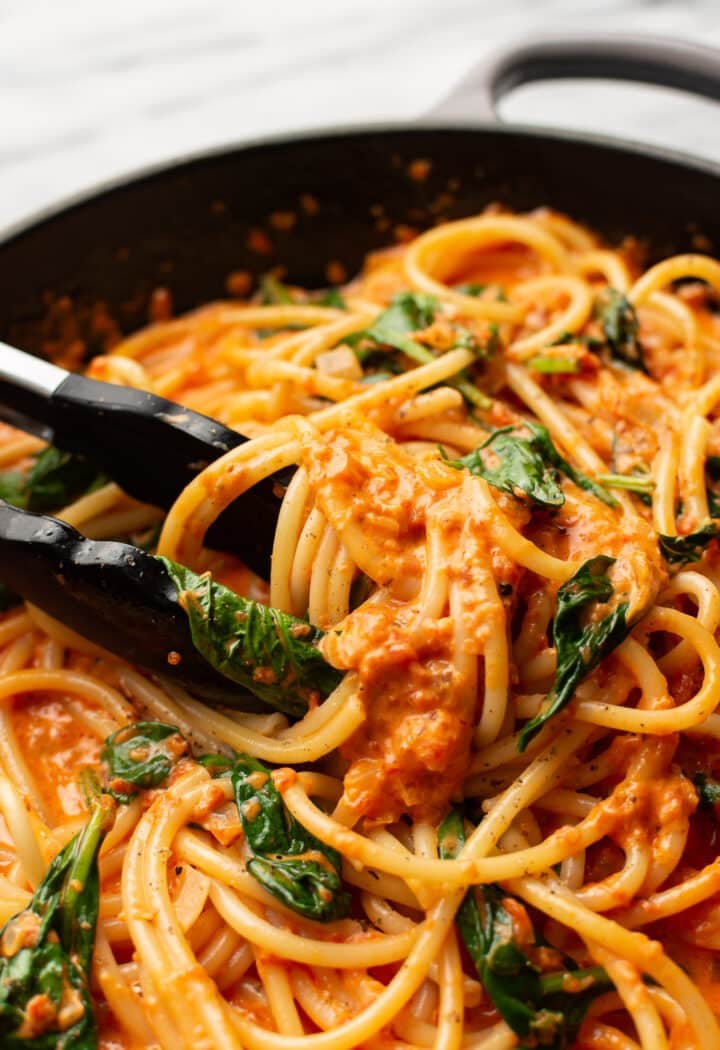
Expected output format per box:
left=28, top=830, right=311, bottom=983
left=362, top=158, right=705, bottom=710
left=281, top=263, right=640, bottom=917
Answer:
left=2, top=118, right=720, bottom=250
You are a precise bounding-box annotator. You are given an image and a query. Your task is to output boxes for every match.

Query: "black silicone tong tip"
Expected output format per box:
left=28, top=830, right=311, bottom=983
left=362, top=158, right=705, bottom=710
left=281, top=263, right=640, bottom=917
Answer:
left=0, top=347, right=286, bottom=578
left=39, top=374, right=285, bottom=579
left=0, top=501, right=267, bottom=708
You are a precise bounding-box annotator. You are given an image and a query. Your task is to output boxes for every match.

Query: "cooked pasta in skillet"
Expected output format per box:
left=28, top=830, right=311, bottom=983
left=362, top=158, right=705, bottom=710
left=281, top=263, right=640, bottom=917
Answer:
left=2, top=207, right=720, bottom=1048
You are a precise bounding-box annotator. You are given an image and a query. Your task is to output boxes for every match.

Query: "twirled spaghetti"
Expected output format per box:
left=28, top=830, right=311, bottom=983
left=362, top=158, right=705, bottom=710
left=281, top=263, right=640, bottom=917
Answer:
left=3, top=208, right=720, bottom=1048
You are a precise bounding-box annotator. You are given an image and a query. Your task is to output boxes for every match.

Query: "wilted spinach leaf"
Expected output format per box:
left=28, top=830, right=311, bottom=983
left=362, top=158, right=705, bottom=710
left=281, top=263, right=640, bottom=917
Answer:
left=354, top=292, right=493, bottom=408
left=197, top=753, right=236, bottom=779
left=0, top=471, right=26, bottom=507
left=596, top=289, right=646, bottom=371
left=0, top=798, right=112, bottom=1048
left=693, top=773, right=720, bottom=809
left=160, top=558, right=343, bottom=718
left=259, top=275, right=295, bottom=305
left=232, top=754, right=350, bottom=921
left=442, top=422, right=616, bottom=509
left=439, top=809, right=610, bottom=1048
left=659, top=524, right=720, bottom=566
left=259, top=275, right=346, bottom=310
left=519, top=556, right=632, bottom=750
left=313, top=288, right=347, bottom=309
left=358, top=292, right=437, bottom=362
left=101, top=721, right=188, bottom=803
left=0, top=447, right=107, bottom=515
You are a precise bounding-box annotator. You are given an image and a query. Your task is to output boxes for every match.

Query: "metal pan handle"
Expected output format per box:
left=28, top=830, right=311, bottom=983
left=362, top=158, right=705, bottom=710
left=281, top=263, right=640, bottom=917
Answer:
left=428, top=34, right=720, bottom=123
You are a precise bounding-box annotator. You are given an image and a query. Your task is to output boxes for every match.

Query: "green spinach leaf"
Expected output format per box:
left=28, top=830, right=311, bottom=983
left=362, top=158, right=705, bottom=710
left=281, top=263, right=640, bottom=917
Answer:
left=314, top=288, right=346, bottom=309
left=197, top=753, right=236, bottom=779
left=0, top=471, right=27, bottom=508
left=596, top=289, right=646, bottom=371
left=232, top=754, right=350, bottom=921
left=0, top=798, right=112, bottom=1048
left=442, top=423, right=616, bottom=509
left=259, top=275, right=346, bottom=310
left=553, top=331, right=602, bottom=350
left=438, top=809, right=610, bottom=1048
left=519, top=556, right=632, bottom=750
left=693, top=773, right=720, bottom=809
left=454, top=282, right=507, bottom=302
left=259, top=275, right=295, bottom=305
left=359, top=291, right=437, bottom=362
left=659, top=525, right=720, bottom=566
left=453, top=282, right=487, bottom=297
left=159, top=558, right=343, bottom=718
left=101, top=721, right=188, bottom=803
left=594, top=472, right=654, bottom=498
left=0, top=447, right=107, bottom=516
left=354, top=292, right=493, bottom=408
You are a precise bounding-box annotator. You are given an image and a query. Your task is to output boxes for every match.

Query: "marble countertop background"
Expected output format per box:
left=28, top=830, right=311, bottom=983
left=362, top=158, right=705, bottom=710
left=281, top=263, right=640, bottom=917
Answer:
left=1, top=0, right=719, bottom=232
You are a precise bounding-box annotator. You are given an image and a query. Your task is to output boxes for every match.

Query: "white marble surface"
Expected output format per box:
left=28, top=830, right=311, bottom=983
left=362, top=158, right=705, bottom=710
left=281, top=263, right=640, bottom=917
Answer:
left=1, top=0, right=719, bottom=232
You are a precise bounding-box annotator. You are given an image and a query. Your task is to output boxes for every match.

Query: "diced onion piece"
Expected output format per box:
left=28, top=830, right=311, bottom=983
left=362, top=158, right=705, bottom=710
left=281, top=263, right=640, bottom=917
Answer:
left=315, top=346, right=363, bottom=380
left=172, top=864, right=211, bottom=930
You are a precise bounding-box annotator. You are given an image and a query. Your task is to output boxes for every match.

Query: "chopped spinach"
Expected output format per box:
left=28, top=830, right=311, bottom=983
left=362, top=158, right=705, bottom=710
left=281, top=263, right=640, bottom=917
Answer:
left=693, top=773, right=720, bottom=809
left=354, top=292, right=492, bottom=408
left=232, top=754, right=350, bottom=921
left=101, top=721, right=188, bottom=803
left=454, top=282, right=507, bottom=302
left=0, top=797, right=112, bottom=1048
left=596, top=289, right=646, bottom=371
left=159, top=558, right=343, bottom=718
left=442, top=423, right=617, bottom=509
left=357, top=292, right=437, bottom=363
left=659, top=524, right=720, bottom=567
left=313, top=288, right=346, bottom=309
left=553, top=331, right=602, bottom=350
left=553, top=292, right=645, bottom=371
left=0, top=446, right=107, bottom=515
left=519, top=556, right=632, bottom=750
left=23, top=448, right=108, bottom=514
left=259, top=275, right=346, bottom=310
left=197, top=753, right=235, bottom=779
left=594, top=472, right=654, bottom=498
left=439, top=809, right=610, bottom=1048
left=527, top=355, right=581, bottom=374
left=259, top=274, right=295, bottom=305
left=359, top=291, right=494, bottom=360
left=0, top=471, right=26, bottom=507
left=454, top=282, right=487, bottom=296
left=454, top=323, right=499, bottom=358
left=708, top=487, right=720, bottom=519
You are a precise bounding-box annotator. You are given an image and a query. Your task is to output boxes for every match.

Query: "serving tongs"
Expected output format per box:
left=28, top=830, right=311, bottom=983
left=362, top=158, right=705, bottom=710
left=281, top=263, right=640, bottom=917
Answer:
left=0, top=344, right=286, bottom=705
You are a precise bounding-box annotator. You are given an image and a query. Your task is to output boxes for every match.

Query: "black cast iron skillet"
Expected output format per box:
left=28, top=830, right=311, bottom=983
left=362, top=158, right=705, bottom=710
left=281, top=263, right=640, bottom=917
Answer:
left=2, top=33, right=720, bottom=703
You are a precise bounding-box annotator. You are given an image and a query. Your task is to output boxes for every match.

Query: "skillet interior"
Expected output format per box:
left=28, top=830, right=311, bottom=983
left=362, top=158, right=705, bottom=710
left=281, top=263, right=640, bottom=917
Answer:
left=2, top=125, right=720, bottom=359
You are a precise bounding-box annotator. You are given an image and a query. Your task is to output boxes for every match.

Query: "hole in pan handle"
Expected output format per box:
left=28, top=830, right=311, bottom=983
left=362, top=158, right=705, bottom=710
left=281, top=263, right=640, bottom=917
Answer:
left=427, top=33, right=720, bottom=125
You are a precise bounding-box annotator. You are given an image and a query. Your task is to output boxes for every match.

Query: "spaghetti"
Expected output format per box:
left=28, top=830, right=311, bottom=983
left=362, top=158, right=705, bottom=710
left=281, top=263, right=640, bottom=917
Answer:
left=2, top=208, right=720, bottom=1048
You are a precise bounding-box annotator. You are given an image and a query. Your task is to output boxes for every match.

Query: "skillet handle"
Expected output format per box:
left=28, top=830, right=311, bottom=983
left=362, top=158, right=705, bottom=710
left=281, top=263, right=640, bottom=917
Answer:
left=428, top=34, right=720, bottom=123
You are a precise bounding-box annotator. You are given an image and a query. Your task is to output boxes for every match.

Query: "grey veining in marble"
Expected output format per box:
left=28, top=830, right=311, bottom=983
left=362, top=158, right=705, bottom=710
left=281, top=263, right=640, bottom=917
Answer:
left=0, top=0, right=717, bottom=231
